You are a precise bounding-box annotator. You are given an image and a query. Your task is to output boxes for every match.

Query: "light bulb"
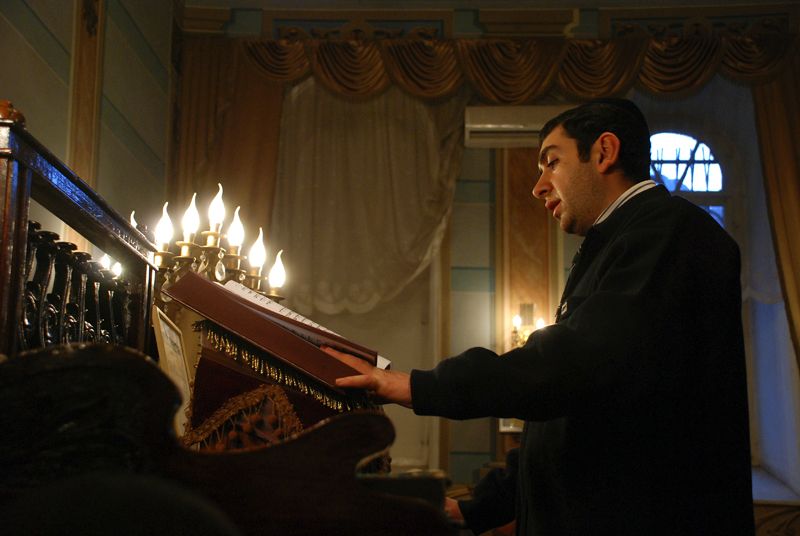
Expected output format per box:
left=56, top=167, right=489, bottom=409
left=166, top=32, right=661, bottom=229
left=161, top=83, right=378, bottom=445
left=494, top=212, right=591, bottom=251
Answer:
left=208, top=183, right=225, bottom=229
left=100, top=254, right=111, bottom=270
left=227, top=206, right=245, bottom=248
left=182, top=193, right=200, bottom=242
left=248, top=227, right=266, bottom=271
left=268, top=250, right=286, bottom=289
left=154, top=202, right=173, bottom=251
left=112, top=262, right=122, bottom=278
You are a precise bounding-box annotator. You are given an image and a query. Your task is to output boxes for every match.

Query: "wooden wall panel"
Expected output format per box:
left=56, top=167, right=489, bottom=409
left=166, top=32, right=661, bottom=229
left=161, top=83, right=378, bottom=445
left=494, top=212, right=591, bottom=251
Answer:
left=496, top=147, right=551, bottom=353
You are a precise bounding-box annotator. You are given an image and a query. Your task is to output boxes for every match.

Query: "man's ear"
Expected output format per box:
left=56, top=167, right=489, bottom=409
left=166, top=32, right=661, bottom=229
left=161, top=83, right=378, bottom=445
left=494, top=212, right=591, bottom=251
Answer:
left=594, top=132, right=621, bottom=173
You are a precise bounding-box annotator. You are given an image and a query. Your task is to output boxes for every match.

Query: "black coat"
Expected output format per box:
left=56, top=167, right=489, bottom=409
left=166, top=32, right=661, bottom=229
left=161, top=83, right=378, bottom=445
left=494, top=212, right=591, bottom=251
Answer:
left=411, top=185, right=754, bottom=535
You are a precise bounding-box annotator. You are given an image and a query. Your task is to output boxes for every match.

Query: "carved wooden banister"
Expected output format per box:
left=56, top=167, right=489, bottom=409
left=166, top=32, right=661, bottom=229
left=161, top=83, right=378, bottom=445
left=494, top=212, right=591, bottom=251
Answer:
left=0, top=100, right=156, bottom=357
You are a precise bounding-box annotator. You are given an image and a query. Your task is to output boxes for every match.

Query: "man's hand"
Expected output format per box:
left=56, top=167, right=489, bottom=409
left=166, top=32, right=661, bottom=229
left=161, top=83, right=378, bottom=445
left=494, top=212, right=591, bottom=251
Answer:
left=321, top=346, right=413, bottom=408
left=444, top=498, right=465, bottom=526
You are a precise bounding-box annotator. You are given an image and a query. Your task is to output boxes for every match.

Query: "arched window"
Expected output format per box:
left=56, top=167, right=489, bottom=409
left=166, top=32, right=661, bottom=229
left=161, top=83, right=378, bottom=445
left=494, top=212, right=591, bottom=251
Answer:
left=650, top=132, right=726, bottom=227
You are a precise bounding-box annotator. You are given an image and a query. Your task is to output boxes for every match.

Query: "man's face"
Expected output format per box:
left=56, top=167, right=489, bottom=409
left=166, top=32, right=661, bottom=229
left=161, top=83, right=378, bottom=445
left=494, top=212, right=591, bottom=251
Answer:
left=534, top=125, right=605, bottom=236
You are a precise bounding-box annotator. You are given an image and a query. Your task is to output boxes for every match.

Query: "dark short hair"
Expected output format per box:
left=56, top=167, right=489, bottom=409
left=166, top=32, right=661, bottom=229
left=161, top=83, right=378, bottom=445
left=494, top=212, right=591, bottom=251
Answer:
left=539, top=98, right=651, bottom=181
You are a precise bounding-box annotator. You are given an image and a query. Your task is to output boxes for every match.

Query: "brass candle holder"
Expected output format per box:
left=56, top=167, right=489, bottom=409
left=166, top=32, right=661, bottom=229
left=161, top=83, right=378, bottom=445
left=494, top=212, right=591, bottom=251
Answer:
left=265, top=288, right=285, bottom=303
left=199, top=244, right=226, bottom=281
left=201, top=226, right=222, bottom=248
left=153, top=249, right=175, bottom=308
left=198, top=223, right=226, bottom=281
left=174, top=235, right=200, bottom=274
left=243, top=265, right=266, bottom=293
left=222, top=244, right=246, bottom=283
left=154, top=249, right=175, bottom=271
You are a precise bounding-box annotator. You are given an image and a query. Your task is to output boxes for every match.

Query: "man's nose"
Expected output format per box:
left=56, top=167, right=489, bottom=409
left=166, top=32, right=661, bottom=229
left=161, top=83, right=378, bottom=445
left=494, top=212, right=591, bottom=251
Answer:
left=532, top=173, right=549, bottom=199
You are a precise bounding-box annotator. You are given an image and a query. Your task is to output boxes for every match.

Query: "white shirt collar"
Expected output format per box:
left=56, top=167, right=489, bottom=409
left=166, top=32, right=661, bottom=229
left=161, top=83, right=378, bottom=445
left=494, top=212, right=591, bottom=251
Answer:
left=594, top=180, right=658, bottom=226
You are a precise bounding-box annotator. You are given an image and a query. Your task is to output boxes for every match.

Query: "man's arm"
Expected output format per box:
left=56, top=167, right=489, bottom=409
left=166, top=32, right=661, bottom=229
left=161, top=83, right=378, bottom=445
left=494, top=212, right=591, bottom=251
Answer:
left=322, top=346, right=412, bottom=407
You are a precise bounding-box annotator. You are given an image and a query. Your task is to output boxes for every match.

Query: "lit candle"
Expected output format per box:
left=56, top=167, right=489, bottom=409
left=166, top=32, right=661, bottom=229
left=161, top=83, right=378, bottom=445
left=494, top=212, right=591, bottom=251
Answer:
left=512, top=314, right=522, bottom=330
left=130, top=211, right=137, bottom=229
left=248, top=227, right=266, bottom=276
left=226, top=206, right=245, bottom=256
left=112, top=262, right=122, bottom=278
left=535, top=318, right=546, bottom=330
left=268, top=250, right=285, bottom=291
left=154, top=202, right=174, bottom=252
left=99, top=254, right=111, bottom=271
left=207, top=183, right=225, bottom=246
left=182, top=193, right=200, bottom=243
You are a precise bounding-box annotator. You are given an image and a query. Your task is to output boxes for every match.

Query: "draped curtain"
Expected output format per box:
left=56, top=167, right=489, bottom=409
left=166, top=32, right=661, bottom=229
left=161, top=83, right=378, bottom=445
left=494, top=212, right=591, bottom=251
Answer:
left=170, top=37, right=284, bottom=241
left=753, top=46, right=800, bottom=368
left=271, top=78, right=470, bottom=315
left=239, top=33, right=793, bottom=102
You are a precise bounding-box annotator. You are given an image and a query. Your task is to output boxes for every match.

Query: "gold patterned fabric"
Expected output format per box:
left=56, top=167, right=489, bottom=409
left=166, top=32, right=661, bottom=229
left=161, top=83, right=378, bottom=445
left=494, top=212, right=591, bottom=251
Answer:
left=182, top=384, right=303, bottom=452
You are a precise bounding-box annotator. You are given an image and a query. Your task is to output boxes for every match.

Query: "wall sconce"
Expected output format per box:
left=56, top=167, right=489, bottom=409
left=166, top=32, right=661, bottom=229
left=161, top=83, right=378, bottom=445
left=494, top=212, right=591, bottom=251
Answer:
left=511, top=304, right=547, bottom=348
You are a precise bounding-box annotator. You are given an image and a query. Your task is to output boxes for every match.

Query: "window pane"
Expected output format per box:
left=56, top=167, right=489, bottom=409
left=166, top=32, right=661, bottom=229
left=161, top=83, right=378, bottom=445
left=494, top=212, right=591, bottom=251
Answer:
left=693, top=163, right=707, bottom=191
left=708, top=164, right=722, bottom=192
left=650, top=132, right=722, bottom=193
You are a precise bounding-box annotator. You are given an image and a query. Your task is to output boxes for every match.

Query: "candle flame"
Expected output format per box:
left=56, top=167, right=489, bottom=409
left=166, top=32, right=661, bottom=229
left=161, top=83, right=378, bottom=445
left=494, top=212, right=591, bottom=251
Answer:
left=112, top=262, right=122, bottom=278
left=248, top=227, right=266, bottom=269
left=130, top=211, right=137, bottom=229
left=512, top=314, right=522, bottom=329
left=535, top=318, right=546, bottom=330
left=182, top=193, right=200, bottom=241
left=268, top=250, right=286, bottom=289
left=227, top=206, right=245, bottom=247
left=100, top=254, right=111, bottom=270
left=208, top=183, right=225, bottom=228
left=154, top=201, right=173, bottom=250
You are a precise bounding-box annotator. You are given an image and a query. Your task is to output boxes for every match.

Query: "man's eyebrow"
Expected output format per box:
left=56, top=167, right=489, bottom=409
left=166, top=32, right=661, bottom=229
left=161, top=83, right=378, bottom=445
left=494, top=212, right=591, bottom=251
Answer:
left=539, top=144, right=556, bottom=165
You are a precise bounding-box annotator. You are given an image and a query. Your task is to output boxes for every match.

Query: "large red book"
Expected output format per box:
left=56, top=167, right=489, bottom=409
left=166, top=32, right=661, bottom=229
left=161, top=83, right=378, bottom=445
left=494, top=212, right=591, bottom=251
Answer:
left=163, top=271, right=378, bottom=392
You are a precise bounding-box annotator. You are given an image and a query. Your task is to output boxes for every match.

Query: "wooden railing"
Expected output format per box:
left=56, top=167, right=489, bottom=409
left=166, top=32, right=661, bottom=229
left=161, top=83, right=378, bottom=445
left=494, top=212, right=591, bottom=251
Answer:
left=0, top=100, right=156, bottom=357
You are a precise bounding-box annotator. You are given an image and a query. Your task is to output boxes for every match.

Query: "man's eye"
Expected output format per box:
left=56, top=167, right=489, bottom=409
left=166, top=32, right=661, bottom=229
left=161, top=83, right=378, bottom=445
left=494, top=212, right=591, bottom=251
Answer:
left=547, top=159, right=558, bottom=169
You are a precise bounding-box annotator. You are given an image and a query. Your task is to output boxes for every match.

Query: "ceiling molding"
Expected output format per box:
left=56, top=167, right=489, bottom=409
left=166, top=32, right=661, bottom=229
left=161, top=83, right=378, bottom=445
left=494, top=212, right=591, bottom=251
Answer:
left=182, top=6, right=232, bottom=35
left=478, top=9, right=576, bottom=37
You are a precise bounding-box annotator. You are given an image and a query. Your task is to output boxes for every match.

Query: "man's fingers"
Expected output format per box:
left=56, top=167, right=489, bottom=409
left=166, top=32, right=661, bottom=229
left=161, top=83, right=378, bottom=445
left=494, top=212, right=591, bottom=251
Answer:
left=335, top=374, right=374, bottom=390
left=321, top=346, right=373, bottom=374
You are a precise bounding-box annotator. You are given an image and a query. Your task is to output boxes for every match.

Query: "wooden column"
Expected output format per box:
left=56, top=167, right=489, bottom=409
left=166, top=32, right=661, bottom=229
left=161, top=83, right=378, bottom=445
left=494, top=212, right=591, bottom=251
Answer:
left=66, top=0, right=106, bottom=249
left=68, top=0, right=106, bottom=185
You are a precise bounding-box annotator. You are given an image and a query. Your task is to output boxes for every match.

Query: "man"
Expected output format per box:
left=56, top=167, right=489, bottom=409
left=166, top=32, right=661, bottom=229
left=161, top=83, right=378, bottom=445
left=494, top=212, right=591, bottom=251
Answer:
left=324, top=99, right=754, bottom=535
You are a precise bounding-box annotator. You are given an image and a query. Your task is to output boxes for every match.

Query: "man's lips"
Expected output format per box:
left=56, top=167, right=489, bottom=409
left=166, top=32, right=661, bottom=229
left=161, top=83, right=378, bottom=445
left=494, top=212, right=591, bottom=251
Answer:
left=545, top=199, right=561, bottom=215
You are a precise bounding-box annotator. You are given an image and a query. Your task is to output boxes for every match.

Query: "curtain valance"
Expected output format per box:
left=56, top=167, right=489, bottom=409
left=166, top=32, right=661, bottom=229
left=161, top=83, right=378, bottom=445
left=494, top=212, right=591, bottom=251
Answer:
left=241, top=33, right=796, bottom=104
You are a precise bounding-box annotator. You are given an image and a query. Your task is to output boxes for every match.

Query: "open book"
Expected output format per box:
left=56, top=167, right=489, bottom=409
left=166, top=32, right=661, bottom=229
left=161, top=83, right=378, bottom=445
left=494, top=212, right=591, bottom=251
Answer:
left=223, top=280, right=391, bottom=370
left=163, top=272, right=388, bottom=391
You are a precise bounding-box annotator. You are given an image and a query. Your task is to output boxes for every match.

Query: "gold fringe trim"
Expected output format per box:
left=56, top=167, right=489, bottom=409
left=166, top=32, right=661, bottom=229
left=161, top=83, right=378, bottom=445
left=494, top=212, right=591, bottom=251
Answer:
left=201, top=321, right=372, bottom=413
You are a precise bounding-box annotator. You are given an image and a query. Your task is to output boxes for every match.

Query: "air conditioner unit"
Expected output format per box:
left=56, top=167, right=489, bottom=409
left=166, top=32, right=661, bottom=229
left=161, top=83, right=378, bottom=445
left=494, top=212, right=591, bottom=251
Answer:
left=464, top=104, right=574, bottom=148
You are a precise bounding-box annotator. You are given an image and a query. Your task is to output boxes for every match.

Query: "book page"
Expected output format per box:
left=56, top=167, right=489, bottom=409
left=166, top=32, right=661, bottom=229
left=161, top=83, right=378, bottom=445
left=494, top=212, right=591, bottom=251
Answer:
left=224, top=281, right=391, bottom=370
